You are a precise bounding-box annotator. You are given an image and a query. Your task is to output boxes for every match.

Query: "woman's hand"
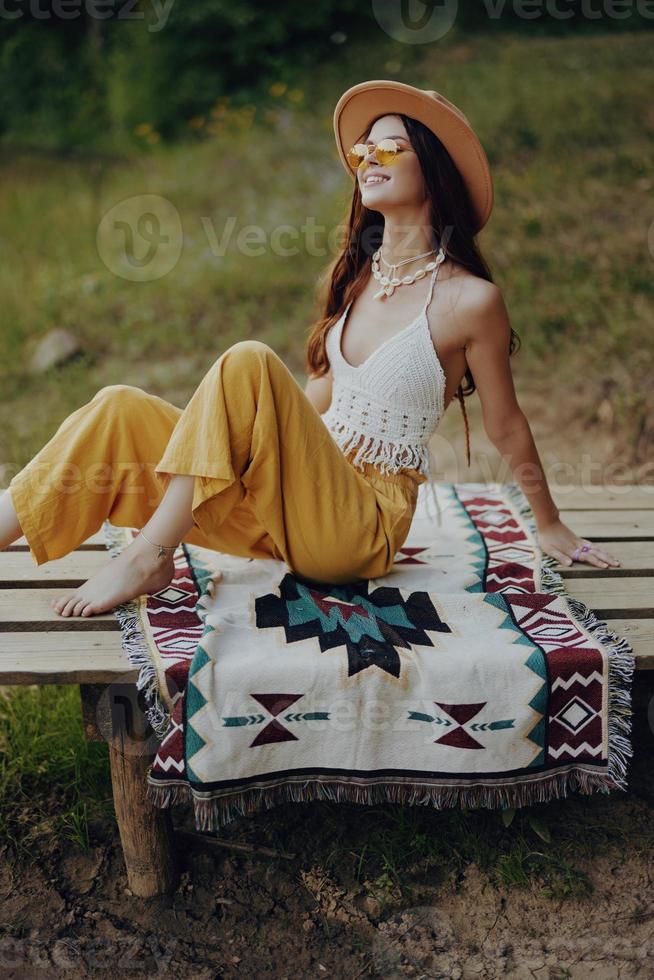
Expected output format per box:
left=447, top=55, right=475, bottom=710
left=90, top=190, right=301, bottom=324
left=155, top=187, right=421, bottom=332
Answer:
left=536, top=518, right=621, bottom=569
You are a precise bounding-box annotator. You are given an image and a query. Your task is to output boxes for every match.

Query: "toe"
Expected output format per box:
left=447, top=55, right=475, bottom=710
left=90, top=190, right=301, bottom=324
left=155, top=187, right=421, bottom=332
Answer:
left=71, top=598, right=88, bottom=617
left=60, top=596, right=79, bottom=617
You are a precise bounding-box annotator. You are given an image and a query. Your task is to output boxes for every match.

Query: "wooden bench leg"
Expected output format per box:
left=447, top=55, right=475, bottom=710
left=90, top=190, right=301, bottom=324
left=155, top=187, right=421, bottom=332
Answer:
left=628, top=670, right=654, bottom=805
left=80, top=682, right=179, bottom=898
left=107, top=735, right=179, bottom=898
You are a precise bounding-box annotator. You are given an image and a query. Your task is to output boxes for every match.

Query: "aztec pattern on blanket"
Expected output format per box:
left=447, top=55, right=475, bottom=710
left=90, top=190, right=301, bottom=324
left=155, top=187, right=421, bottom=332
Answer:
left=102, top=481, right=636, bottom=832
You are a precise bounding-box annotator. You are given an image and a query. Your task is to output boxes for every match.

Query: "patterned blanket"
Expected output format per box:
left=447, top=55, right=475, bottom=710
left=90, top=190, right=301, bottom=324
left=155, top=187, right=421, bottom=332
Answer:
left=103, top=481, right=636, bottom=831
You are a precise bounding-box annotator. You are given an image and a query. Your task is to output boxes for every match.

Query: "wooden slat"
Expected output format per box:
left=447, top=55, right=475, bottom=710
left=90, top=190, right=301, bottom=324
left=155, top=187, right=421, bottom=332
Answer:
left=0, top=588, right=118, bottom=624
left=7, top=529, right=108, bottom=550
left=0, top=551, right=111, bottom=585
left=0, top=623, right=650, bottom=683
left=550, top=485, right=654, bottom=510
left=604, top=620, right=654, bottom=670
left=3, top=541, right=653, bottom=580
left=561, top=577, right=653, bottom=618
left=557, top=510, right=654, bottom=539
left=0, top=632, right=136, bottom=684
left=3, top=576, right=645, bottom=620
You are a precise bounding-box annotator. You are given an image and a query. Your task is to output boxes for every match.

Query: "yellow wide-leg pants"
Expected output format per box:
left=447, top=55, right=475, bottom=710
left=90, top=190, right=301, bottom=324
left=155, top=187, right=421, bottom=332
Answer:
left=8, top=341, right=425, bottom=585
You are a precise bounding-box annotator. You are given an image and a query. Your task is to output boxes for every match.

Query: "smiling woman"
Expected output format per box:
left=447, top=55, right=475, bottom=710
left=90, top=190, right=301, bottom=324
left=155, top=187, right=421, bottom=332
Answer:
left=304, top=78, right=621, bottom=571
left=305, top=83, right=504, bottom=488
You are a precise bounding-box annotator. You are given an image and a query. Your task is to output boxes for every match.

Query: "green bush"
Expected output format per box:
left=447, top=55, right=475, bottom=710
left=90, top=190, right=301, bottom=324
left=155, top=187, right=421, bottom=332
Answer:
left=1, top=0, right=652, bottom=151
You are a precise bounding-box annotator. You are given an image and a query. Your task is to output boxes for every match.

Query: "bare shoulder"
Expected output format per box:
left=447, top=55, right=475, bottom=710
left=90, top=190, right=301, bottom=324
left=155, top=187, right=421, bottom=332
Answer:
left=438, top=260, right=508, bottom=347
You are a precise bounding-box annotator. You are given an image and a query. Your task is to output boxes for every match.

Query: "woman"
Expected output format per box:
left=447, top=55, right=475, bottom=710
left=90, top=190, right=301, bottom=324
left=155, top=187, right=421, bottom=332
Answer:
left=0, top=80, right=619, bottom=618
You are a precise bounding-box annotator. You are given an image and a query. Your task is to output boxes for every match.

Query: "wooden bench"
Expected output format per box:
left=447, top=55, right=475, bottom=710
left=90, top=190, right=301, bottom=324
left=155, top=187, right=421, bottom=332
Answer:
left=1, top=485, right=653, bottom=898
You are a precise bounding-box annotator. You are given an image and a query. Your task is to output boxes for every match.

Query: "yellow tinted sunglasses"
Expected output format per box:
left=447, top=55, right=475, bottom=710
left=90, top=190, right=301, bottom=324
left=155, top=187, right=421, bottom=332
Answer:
left=346, top=137, right=410, bottom=170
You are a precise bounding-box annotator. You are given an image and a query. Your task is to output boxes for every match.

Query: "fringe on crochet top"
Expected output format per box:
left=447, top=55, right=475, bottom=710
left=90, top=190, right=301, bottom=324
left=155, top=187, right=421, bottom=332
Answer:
left=320, top=252, right=447, bottom=524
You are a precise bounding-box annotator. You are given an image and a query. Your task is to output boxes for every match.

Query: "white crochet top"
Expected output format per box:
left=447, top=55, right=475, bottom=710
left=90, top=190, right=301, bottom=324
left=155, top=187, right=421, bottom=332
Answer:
left=320, top=253, right=447, bottom=521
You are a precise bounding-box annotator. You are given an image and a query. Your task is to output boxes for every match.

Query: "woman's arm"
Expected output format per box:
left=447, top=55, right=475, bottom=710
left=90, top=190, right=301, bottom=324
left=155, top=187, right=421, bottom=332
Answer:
left=462, top=281, right=620, bottom=570
left=305, top=369, right=333, bottom=415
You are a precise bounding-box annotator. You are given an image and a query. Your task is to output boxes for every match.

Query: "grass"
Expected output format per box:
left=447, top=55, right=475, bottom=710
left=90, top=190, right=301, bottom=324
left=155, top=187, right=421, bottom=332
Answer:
left=0, top=686, right=113, bottom=861
left=0, top=27, right=652, bottom=890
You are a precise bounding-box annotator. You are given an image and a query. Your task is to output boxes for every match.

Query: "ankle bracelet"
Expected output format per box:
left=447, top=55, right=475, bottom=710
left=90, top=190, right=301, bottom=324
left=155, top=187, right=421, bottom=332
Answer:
left=138, top=528, right=178, bottom=558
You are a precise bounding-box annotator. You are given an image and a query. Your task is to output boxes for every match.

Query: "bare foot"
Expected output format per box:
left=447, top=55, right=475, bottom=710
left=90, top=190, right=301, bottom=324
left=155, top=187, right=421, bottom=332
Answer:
left=51, top=533, right=176, bottom=618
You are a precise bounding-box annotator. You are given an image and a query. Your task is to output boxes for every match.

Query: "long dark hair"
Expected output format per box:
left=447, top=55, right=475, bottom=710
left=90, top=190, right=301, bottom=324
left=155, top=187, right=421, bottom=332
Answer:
left=305, top=113, right=521, bottom=466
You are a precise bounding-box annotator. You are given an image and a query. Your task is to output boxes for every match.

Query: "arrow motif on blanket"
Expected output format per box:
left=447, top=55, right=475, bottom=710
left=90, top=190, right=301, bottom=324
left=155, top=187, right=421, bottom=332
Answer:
left=223, top=714, right=267, bottom=726
left=222, top=693, right=331, bottom=747
left=409, top=702, right=516, bottom=749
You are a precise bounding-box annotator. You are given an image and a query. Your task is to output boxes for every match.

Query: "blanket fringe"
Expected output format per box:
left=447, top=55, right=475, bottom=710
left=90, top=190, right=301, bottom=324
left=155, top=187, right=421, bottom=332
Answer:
left=146, top=757, right=629, bottom=831
left=101, top=521, right=173, bottom=739
left=501, top=480, right=636, bottom=793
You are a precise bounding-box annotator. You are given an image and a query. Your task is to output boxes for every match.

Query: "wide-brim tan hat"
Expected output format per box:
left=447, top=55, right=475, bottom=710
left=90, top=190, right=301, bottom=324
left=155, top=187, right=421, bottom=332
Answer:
left=333, top=79, right=493, bottom=232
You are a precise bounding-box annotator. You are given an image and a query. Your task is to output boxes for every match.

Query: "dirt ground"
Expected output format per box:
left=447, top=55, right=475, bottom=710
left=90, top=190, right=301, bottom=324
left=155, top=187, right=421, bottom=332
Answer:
left=1, top=787, right=653, bottom=980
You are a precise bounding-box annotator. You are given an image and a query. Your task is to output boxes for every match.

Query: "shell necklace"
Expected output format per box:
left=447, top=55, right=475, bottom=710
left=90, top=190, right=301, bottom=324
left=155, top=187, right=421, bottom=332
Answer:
left=372, top=245, right=445, bottom=300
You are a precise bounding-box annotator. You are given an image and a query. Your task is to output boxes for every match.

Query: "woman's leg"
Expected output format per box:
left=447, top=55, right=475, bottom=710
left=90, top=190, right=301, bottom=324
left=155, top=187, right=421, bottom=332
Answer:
left=50, top=473, right=197, bottom=617
left=5, top=384, right=188, bottom=561
left=1, top=475, right=194, bottom=616
left=149, top=339, right=417, bottom=584
left=5, top=341, right=416, bottom=617
left=5, top=384, right=218, bottom=617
